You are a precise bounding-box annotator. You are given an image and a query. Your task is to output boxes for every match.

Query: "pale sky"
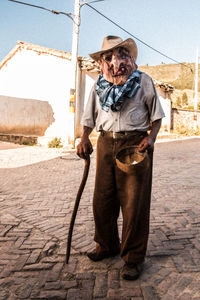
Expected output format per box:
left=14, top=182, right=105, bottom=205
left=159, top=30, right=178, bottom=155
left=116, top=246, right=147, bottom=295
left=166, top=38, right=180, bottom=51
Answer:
left=1, top=0, right=200, bottom=66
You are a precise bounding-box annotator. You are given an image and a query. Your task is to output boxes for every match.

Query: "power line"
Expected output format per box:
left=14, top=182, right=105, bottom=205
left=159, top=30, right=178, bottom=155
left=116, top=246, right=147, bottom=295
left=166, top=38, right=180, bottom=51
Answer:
left=85, top=3, right=193, bottom=72
left=8, top=0, right=74, bottom=22
left=81, top=0, right=105, bottom=5
left=8, top=0, right=193, bottom=72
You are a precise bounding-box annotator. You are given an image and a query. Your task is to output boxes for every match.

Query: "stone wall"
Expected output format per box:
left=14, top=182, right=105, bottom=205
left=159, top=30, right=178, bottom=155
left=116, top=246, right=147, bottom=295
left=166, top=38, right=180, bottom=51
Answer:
left=172, top=108, right=200, bottom=129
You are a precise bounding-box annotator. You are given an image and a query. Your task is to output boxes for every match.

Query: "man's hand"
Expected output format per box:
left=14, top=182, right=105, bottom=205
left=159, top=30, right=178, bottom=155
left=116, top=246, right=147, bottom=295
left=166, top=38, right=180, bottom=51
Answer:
left=138, top=136, right=154, bottom=153
left=138, top=119, right=162, bottom=153
left=76, top=126, right=93, bottom=159
left=77, top=136, right=93, bottom=159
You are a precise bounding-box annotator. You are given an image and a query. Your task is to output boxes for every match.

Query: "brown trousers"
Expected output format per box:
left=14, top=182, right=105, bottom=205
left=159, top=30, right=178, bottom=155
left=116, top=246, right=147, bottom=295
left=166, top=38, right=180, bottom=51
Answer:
left=93, top=132, right=153, bottom=264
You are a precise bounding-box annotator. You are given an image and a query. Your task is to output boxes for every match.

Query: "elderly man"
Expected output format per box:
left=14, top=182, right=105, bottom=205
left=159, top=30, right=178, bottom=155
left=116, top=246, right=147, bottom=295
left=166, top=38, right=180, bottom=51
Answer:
left=77, top=36, right=165, bottom=280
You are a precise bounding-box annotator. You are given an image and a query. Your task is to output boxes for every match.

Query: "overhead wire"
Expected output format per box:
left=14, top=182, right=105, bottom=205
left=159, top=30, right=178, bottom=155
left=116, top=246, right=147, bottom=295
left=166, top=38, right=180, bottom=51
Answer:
left=8, top=0, right=193, bottom=72
left=81, top=0, right=105, bottom=5
left=8, top=0, right=74, bottom=22
left=85, top=3, right=193, bottom=72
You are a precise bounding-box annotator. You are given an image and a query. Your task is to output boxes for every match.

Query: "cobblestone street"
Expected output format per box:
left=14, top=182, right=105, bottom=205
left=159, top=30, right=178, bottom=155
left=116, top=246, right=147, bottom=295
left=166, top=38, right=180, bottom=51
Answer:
left=0, top=138, right=200, bottom=300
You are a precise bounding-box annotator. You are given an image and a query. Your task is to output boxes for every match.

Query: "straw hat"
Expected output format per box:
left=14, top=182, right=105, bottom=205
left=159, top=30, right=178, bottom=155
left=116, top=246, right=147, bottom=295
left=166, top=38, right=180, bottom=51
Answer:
left=115, top=146, right=149, bottom=175
left=89, top=35, right=138, bottom=62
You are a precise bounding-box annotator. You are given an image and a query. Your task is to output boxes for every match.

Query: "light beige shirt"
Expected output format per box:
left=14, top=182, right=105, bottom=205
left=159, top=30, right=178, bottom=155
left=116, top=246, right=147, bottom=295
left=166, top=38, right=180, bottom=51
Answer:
left=81, top=72, right=165, bottom=132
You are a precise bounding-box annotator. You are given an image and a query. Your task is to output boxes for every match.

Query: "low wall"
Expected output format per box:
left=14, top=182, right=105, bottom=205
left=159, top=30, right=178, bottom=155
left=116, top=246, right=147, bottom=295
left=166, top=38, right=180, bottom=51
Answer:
left=0, top=95, right=55, bottom=136
left=0, top=134, right=38, bottom=145
left=172, top=108, right=200, bottom=129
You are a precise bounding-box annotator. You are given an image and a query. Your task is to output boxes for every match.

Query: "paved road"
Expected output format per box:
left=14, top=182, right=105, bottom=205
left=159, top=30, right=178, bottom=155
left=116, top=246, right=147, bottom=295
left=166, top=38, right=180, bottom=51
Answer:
left=0, top=138, right=200, bottom=299
left=0, top=142, right=26, bottom=151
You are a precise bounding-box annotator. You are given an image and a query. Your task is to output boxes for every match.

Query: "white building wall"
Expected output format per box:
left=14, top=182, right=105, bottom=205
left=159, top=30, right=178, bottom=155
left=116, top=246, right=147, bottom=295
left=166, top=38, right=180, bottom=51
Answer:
left=76, top=70, right=98, bottom=138
left=159, top=96, right=171, bottom=132
left=0, top=49, right=73, bottom=145
left=83, top=72, right=98, bottom=110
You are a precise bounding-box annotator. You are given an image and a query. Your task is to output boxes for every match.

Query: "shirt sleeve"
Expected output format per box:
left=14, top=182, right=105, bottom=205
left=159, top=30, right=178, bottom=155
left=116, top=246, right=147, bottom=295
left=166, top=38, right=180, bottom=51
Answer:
left=146, top=78, right=165, bottom=122
left=81, top=84, right=97, bottom=129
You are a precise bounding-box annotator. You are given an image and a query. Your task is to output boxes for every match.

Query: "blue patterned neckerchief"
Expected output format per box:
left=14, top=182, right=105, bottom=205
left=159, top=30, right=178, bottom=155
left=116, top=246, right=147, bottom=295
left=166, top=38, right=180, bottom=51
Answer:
left=96, top=69, right=141, bottom=112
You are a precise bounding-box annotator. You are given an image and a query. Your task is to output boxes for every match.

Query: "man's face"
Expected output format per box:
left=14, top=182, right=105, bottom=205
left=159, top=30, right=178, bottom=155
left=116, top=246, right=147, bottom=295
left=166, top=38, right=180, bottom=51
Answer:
left=99, top=47, right=137, bottom=85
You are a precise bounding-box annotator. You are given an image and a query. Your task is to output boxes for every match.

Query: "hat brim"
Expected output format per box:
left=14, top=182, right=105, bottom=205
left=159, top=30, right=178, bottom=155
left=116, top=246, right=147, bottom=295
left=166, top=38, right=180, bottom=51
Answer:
left=89, top=38, right=138, bottom=62
left=115, top=146, right=149, bottom=175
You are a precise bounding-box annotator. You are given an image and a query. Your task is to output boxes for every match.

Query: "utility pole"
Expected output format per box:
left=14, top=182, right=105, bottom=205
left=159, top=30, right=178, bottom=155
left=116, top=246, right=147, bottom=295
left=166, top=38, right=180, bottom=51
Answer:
left=69, top=0, right=81, bottom=146
left=193, top=48, right=199, bottom=131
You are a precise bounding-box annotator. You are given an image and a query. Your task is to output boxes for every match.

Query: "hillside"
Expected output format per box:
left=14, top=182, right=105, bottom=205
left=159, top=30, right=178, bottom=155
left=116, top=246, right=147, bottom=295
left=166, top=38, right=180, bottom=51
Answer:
left=139, top=63, right=198, bottom=91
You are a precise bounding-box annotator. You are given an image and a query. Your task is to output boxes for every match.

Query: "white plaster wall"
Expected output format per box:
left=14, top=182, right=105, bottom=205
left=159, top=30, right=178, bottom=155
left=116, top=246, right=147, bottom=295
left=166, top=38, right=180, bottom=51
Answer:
left=83, top=72, right=98, bottom=110
left=159, top=96, right=171, bottom=132
left=0, top=49, right=73, bottom=144
left=76, top=70, right=98, bottom=137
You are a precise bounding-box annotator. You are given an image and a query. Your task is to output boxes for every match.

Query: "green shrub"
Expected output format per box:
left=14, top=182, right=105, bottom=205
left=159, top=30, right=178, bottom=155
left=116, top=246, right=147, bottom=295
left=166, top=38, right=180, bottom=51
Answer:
left=176, top=96, right=181, bottom=108
left=182, top=92, right=188, bottom=106
left=48, top=137, right=63, bottom=148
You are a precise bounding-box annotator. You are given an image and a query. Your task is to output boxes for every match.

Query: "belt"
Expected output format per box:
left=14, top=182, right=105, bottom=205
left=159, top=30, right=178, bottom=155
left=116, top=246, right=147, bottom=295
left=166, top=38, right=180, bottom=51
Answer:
left=100, top=130, right=147, bottom=139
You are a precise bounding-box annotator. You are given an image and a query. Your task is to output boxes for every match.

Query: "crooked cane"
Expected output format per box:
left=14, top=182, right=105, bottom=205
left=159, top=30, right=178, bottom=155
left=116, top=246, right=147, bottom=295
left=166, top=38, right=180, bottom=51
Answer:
left=66, top=156, right=90, bottom=264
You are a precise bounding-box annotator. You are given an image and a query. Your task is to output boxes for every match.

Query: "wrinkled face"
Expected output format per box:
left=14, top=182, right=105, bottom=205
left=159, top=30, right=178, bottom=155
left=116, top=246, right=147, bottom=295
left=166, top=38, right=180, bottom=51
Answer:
left=99, top=47, right=137, bottom=85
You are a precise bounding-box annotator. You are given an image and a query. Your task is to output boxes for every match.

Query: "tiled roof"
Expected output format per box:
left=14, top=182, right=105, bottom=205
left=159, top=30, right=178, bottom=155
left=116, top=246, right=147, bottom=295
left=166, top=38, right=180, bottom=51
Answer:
left=0, top=41, right=100, bottom=72
left=0, top=41, right=72, bottom=70
left=154, top=80, right=174, bottom=92
left=78, top=57, right=100, bottom=73
left=18, top=41, right=72, bottom=59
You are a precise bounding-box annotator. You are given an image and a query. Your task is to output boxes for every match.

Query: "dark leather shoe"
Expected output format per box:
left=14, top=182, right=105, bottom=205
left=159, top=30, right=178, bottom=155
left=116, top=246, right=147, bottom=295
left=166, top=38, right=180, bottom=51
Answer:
left=87, top=249, right=120, bottom=262
left=121, top=263, right=142, bottom=280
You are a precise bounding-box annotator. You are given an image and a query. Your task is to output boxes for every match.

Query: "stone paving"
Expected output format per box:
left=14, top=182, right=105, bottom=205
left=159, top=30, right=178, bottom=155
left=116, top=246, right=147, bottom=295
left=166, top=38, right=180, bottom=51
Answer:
left=0, top=138, right=200, bottom=299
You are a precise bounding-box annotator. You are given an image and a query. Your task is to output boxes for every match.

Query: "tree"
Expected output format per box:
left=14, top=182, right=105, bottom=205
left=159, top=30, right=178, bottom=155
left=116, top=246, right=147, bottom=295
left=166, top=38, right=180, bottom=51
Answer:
left=176, top=96, right=181, bottom=108
left=182, top=92, right=188, bottom=106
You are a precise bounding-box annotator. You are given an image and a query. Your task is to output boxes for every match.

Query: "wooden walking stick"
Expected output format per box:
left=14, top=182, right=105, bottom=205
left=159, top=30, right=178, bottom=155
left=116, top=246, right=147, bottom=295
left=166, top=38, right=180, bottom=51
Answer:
left=66, top=155, right=90, bottom=264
